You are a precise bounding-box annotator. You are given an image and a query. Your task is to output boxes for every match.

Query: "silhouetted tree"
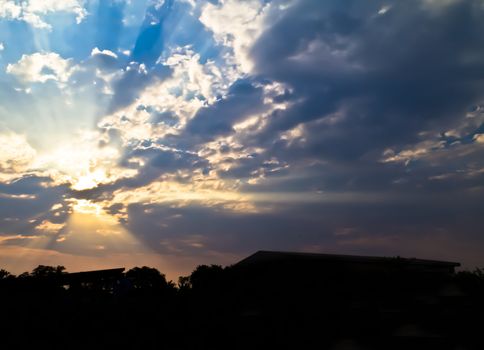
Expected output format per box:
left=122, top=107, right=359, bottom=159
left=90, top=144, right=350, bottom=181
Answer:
left=126, top=266, right=175, bottom=291
left=31, top=265, right=66, bottom=277
left=178, top=275, right=191, bottom=290
left=17, top=272, right=30, bottom=279
left=189, top=264, right=225, bottom=291
left=0, top=269, right=13, bottom=279
left=455, top=268, right=484, bottom=295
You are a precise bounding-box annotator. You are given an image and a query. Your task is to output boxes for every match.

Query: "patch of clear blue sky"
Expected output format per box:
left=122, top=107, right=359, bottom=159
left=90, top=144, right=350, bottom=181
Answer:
left=0, top=0, right=220, bottom=68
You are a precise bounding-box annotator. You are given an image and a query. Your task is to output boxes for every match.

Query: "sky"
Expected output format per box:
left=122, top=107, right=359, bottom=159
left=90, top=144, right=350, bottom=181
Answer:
left=0, top=0, right=483, bottom=279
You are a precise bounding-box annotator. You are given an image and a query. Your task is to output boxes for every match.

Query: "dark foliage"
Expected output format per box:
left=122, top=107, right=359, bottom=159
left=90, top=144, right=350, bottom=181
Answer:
left=126, top=266, right=174, bottom=290
left=31, top=264, right=66, bottom=277
left=0, top=263, right=483, bottom=349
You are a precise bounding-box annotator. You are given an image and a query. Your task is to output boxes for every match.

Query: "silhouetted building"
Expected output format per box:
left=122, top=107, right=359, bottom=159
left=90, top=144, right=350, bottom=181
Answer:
left=59, top=267, right=126, bottom=291
left=235, top=250, right=460, bottom=275
left=232, top=250, right=461, bottom=299
left=227, top=251, right=464, bottom=349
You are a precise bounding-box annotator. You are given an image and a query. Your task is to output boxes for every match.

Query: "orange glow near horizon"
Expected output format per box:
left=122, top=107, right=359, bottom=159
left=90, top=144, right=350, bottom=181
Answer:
left=0, top=198, right=161, bottom=274
left=63, top=198, right=145, bottom=254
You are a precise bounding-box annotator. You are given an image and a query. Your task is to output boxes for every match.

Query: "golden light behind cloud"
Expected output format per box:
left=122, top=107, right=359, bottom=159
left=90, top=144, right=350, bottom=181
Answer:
left=59, top=198, right=149, bottom=255
left=33, top=130, right=137, bottom=190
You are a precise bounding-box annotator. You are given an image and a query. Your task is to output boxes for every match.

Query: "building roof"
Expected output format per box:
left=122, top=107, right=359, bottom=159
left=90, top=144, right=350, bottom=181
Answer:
left=59, top=268, right=125, bottom=284
left=235, top=251, right=460, bottom=268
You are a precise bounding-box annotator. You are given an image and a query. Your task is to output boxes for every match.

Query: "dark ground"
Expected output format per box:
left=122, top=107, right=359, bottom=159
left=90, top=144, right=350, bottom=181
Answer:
left=1, top=263, right=483, bottom=349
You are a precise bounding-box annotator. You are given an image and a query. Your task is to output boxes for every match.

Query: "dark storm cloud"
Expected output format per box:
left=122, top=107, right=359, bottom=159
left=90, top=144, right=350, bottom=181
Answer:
left=123, top=189, right=484, bottom=267
left=141, top=107, right=179, bottom=126
left=250, top=0, right=484, bottom=150
left=97, top=0, right=484, bottom=206
left=204, top=0, right=484, bottom=191
left=0, top=176, right=49, bottom=195
left=110, top=0, right=484, bottom=266
left=0, top=176, right=68, bottom=237
left=217, top=154, right=289, bottom=180
left=125, top=203, right=318, bottom=256
left=128, top=142, right=209, bottom=171
left=182, top=79, right=266, bottom=144
left=88, top=50, right=119, bottom=70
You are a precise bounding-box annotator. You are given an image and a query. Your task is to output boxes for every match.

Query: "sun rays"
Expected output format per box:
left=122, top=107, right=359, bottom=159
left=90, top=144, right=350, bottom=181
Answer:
left=61, top=198, right=145, bottom=255
left=1, top=196, right=155, bottom=272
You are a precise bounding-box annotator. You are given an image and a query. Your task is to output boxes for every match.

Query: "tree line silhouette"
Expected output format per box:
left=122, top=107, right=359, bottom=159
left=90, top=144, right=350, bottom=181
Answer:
left=1, top=262, right=484, bottom=349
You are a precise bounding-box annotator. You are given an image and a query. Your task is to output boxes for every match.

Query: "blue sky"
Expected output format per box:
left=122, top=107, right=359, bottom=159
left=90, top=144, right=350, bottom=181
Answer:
left=0, top=0, right=483, bottom=278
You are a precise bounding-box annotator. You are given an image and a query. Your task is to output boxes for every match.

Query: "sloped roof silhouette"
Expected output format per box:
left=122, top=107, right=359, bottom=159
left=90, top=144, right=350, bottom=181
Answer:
left=235, top=250, right=460, bottom=268
left=58, top=267, right=125, bottom=284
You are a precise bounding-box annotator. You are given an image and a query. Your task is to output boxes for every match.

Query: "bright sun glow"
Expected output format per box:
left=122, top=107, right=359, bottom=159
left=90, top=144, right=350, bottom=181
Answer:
left=70, top=199, right=104, bottom=216
left=33, top=131, right=137, bottom=190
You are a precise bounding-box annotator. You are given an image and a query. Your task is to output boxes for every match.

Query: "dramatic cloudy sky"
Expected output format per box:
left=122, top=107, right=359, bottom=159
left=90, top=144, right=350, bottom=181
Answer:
left=0, top=0, right=483, bottom=278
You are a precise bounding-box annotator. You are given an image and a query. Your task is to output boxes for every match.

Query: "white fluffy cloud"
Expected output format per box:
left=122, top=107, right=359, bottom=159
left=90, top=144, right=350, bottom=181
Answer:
left=0, top=0, right=21, bottom=19
left=25, top=0, right=87, bottom=21
left=91, top=47, right=118, bottom=59
left=6, top=52, right=74, bottom=84
left=0, top=132, right=36, bottom=176
left=35, top=220, right=66, bottom=234
left=100, top=46, right=235, bottom=143
left=0, top=0, right=87, bottom=30
left=199, top=0, right=270, bottom=73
